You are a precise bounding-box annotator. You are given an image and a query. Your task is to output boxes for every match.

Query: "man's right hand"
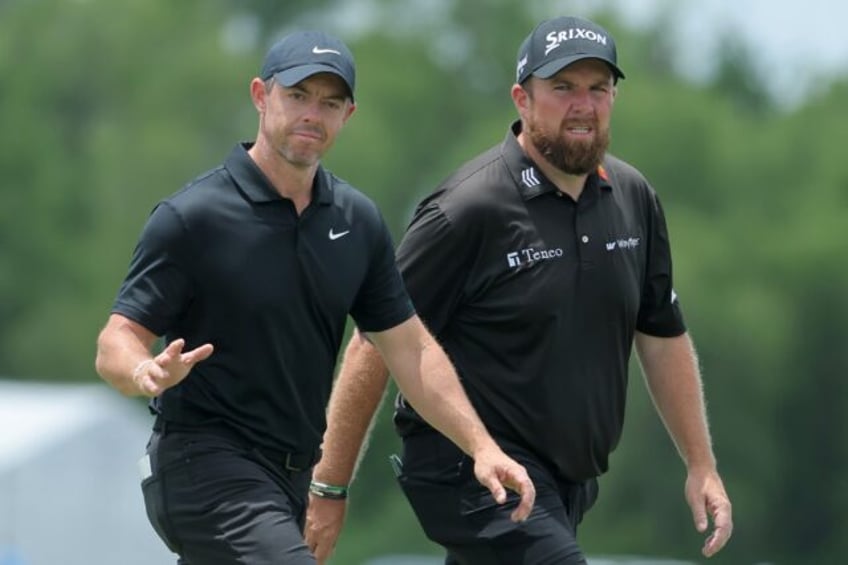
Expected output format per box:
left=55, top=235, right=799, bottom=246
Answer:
left=133, top=338, right=214, bottom=397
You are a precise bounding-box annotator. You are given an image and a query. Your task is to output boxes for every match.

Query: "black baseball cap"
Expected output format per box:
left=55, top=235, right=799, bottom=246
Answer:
left=516, top=16, right=625, bottom=84
left=260, top=30, right=356, bottom=100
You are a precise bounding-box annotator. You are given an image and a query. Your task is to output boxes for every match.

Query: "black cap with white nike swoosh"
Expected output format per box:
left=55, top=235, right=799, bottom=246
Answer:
left=260, top=30, right=356, bottom=100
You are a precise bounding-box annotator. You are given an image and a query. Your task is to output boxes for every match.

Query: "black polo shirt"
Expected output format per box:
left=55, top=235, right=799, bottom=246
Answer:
left=113, top=143, right=414, bottom=456
left=394, top=122, right=686, bottom=481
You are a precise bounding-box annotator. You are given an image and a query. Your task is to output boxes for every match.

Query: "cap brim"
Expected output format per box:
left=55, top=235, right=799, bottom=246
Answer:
left=273, top=65, right=354, bottom=98
left=534, top=55, right=625, bottom=80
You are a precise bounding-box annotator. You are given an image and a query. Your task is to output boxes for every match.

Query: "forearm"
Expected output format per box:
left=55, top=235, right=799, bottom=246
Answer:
left=313, top=332, right=391, bottom=487
left=636, top=332, right=716, bottom=470
left=95, top=314, right=157, bottom=396
left=371, top=317, right=498, bottom=459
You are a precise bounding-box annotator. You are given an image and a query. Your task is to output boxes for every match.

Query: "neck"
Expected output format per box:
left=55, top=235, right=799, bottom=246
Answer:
left=248, top=141, right=317, bottom=214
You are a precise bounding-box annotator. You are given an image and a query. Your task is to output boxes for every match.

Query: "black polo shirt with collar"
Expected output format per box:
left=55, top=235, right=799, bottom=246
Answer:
left=394, top=122, right=686, bottom=481
left=112, top=143, right=414, bottom=456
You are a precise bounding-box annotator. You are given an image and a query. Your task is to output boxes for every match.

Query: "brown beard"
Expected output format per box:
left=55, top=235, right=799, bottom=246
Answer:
left=526, top=118, right=610, bottom=175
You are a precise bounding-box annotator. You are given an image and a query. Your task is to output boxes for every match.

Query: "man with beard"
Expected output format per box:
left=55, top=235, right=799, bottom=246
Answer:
left=305, top=16, right=733, bottom=565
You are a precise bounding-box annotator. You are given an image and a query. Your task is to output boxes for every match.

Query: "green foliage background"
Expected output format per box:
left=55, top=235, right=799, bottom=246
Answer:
left=2, top=0, right=846, bottom=563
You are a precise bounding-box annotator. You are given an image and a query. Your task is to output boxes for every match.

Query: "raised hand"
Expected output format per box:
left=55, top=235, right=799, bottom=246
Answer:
left=132, top=338, right=214, bottom=397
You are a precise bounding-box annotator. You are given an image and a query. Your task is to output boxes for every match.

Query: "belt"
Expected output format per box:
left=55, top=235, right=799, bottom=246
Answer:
left=152, top=416, right=321, bottom=473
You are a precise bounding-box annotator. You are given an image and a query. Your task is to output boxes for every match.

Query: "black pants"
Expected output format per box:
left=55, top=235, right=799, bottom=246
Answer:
left=140, top=428, right=316, bottom=564
left=397, top=432, right=598, bottom=565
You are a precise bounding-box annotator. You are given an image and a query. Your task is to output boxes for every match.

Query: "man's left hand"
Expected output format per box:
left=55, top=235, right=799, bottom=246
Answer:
left=472, top=447, right=536, bottom=522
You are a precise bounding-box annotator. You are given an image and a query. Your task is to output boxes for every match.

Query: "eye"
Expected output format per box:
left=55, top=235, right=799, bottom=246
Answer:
left=324, top=99, right=343, bottom=111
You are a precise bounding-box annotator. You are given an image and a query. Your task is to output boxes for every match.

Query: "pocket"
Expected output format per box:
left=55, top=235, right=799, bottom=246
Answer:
left=458, top=480, right=523, bottom=540
left=397, top=471, right=468, bottom=545
left=140, top=473, right=180, bottom=554
left=568, top=478, right=599, bottom=528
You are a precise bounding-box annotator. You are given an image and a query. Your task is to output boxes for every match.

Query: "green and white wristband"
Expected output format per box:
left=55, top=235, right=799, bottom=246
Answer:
left=309, top=480, right=349, bottom=500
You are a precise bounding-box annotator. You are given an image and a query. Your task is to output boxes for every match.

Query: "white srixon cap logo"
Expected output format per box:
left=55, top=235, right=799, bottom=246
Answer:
left=545, top=28, right=608, bottom=56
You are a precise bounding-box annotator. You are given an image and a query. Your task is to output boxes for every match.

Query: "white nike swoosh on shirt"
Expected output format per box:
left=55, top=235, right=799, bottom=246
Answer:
left=328, top=229, right=350, bottom=240
left=312, top=47, right=341, bottom=55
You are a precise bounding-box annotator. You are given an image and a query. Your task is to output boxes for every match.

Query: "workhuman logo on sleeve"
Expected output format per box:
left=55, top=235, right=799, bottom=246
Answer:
left=506, top=246, right=564, bottom=268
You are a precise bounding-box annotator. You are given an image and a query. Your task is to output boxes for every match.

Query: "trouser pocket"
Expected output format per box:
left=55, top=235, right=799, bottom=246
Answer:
left=566, top=477, right=599, bottom=528
left=141, top=474, right=180, bottom=553
left=140, top=435, right=181, bottom=554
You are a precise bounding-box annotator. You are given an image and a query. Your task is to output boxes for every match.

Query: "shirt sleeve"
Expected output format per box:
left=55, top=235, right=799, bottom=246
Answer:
left=395, top=201, right=470, bottom=335
left=635, top=191, right=687, bottom=337
left=111, top=201, right=193, bottom=336
left=349, top=210, right=415, bottom=333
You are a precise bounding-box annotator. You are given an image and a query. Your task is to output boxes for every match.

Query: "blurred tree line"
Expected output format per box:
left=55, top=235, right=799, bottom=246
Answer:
left=1, top=0, right=846, bottom=563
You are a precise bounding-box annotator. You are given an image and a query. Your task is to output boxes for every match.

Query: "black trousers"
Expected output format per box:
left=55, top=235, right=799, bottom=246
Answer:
left=397, top=432, right=598, bottom=565
left=140, top=428, right=316, bottom=564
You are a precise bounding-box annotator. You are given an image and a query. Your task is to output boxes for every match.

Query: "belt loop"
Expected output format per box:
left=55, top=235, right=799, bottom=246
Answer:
left=284, top=453, right=300, bottom=472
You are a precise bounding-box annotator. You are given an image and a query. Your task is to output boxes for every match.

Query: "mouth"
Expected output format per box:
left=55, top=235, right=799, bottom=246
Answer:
left=565, top=124, right=593, bottom=136
left=291, top=128, right=325, bottom=142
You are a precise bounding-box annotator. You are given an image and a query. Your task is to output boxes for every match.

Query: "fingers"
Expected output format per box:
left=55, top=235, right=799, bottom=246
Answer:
left=304, top=497, right=346, bottom=564
left=159, top=338, right=186, bottom=363
left=132, top=359, right=160, bottom=397
left=480, top=476, right=507, bottom=505
left=511, top=476, right=536, bottom=522
left=701, top=498, right=733, bottom=557
left=691, top=502, right=708, bottom=533
left=477, top=460, right=536, bottom=523
left=181, top=343, right=215, bottom=365
left=134, top=339, right=214, bottom=397
left=702, top=522, right=731, bottom=557
left=687, top=473, right=733, bottom=557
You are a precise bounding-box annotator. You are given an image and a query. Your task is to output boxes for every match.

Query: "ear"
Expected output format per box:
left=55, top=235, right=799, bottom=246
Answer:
left=250, top=77, right=268, bottom=113
left=511, top=83, right=530, bottom=117
left=342, top=101, right=356, bottom=124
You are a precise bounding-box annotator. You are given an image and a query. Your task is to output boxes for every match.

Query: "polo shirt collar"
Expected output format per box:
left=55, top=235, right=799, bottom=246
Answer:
left=501, top=120, right=612, bottom=200
left=225, top=142, right=334, bottom=206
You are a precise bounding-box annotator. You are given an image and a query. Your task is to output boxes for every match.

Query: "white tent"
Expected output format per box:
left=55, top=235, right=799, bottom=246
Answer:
left=0, top=380, right=175, bottom=565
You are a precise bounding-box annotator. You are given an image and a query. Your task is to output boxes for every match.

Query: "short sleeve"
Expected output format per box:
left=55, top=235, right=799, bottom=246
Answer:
left=396, top=202, right=469, bottom=335
left=636, top=192, right=687, bottom=337
left=111, top=202, right=193, bottom=336
left=349, top=211, right=415, bottom=332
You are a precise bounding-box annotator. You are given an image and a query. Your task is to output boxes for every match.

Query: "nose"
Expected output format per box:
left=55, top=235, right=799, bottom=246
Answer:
left=569, top=88, right=594, bottom=109
left=301, top=100, right=323, bottom=121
